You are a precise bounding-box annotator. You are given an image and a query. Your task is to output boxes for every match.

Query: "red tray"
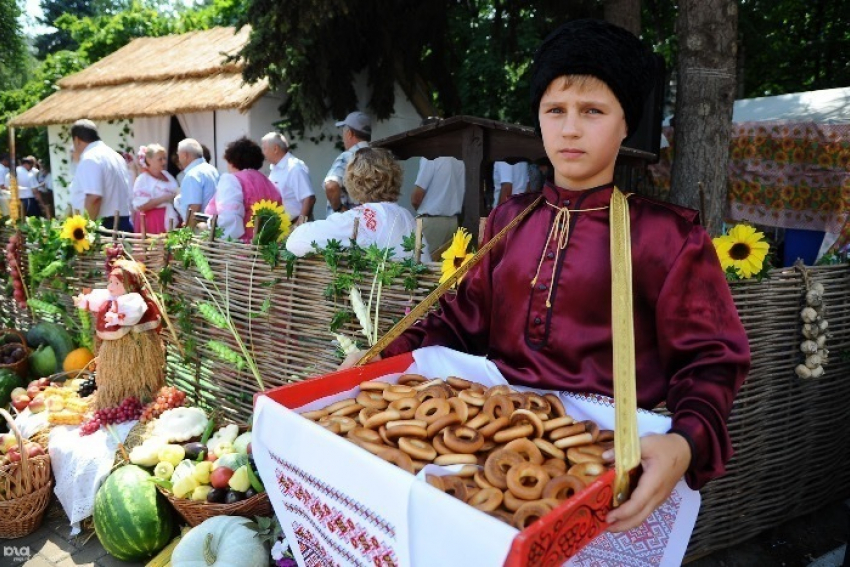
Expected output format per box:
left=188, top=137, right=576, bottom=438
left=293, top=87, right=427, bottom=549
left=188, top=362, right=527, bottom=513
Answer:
left=258, top=353, right=618, bottom=566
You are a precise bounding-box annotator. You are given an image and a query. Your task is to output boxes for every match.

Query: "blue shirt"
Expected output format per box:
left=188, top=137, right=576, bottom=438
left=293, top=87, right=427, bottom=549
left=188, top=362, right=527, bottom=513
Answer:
left=179, top=158, right=219, bottom=221
left=323, top=141, right=368, bottom=216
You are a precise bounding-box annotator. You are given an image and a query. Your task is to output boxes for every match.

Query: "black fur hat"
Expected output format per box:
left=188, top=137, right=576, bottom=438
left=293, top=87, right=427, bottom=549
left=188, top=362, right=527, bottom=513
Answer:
left=529, top=19, right=655, bottom=136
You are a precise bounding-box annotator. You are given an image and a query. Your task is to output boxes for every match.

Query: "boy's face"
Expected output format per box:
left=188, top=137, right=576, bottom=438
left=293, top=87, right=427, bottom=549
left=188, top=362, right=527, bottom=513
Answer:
left=538, top=76, right=627, bottom=190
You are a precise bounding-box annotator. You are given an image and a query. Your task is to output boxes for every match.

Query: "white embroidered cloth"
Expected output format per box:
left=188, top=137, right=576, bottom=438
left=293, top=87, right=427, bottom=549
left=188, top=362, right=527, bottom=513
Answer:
left=49, top=421, right=137, bottom=534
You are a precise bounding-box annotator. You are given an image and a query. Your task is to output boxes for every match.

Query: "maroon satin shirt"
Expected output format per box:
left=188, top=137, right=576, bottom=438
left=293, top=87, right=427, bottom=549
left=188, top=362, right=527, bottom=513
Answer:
left=384, top=183, right=750, bottom=489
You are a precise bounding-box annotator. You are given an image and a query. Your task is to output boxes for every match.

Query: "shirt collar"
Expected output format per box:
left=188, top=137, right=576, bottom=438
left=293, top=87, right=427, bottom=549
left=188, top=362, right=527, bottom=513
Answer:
left=542, top=181, right=616, bottom=209
left=185, top=157, right=205, bottom=172
left=80, top=140, right=104, bottom=157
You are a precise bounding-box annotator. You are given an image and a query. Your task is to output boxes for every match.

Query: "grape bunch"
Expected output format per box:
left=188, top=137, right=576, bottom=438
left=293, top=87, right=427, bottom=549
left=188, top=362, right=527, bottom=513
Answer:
left=140, top=386, right=187, bottom=423
left=5, top=232, right=26, bottom=309
left=76, top=378, right=97, bottom=398
left=79, top=396, right=143, bottom=436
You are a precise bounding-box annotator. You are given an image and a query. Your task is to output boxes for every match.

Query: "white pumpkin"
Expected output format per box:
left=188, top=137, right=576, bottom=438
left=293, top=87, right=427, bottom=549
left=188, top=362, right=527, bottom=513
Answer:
left=171, top=516, right=268, bottom=567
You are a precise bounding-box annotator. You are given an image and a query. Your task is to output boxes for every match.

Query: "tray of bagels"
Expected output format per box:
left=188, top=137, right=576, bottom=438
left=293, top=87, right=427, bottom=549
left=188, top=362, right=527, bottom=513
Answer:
left=254, top=347, right=641, bottom=567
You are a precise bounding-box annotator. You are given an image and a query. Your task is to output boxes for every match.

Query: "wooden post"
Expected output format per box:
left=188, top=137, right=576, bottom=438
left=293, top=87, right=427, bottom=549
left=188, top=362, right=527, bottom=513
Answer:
left=140, top=212, right=147, bottom=240
left=461, top=125, right=485, bottom=243
left=8, top=126, right=19, bottom=223
left=414, top=217, right=424, bottom=264
left=209, top=215, right=218, bottom=242
left=111, top=210, right=120, bottom=245
left=187, top=209, right=196, bottom=230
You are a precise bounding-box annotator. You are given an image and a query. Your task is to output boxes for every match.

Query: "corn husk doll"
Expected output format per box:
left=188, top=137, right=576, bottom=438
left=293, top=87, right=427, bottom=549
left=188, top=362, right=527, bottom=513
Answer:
left=74, top=259, right=165, bottom=408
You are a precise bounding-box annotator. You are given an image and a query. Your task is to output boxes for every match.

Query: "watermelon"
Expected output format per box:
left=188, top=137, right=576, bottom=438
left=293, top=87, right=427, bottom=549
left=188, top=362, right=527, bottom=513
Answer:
left=0, top=369, right=22, bottom=408
left=93, top=465, right=174, bottom=561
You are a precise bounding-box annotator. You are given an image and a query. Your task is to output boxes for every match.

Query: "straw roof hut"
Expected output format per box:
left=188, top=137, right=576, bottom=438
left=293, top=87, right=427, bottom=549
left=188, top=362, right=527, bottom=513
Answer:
left=9, top=27, right=267, bottom=127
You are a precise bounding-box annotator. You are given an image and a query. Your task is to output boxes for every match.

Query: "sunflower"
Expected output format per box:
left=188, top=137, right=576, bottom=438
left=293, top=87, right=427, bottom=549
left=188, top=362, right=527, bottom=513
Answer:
left=440, top=228, right=474, bottom=284
left=60, top=215, right=91, bottom=253
left=713, top=224, right=770, bottom=279
left=246, top=199, right=291, bottom=245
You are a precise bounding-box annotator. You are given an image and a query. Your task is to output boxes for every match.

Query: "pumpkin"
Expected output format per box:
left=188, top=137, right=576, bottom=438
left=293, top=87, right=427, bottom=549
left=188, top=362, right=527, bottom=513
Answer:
left=63, top=347, right=94, bottom=372
left=171, top=516, right=268, bottom=567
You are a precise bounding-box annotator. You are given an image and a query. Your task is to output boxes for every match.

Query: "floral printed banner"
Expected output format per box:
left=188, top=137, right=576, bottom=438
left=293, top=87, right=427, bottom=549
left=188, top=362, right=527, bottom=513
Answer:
left=648, top=122, right=850, bottom=239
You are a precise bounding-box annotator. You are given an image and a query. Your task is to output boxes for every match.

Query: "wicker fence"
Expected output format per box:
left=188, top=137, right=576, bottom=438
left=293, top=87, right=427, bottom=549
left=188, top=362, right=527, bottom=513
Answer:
left=2, top=225, right=850, bottom=557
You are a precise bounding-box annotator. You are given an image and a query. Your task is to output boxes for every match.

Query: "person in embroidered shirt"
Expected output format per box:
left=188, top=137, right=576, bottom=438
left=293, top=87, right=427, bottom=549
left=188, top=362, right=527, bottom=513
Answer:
left=261, top=132, right=316, bottom=226
left=132, top=144, right=179, bottom=234
left=323, top=111, right=371, bottom=216
left=205, top=137, right=283, bottom=243
left=74, top=258, right=165, bottom=409
left=287, top=147, right=429, bottom=260
left=342, top=19, right=750, bottom=533
left=175, top=138, right=219, bottom=223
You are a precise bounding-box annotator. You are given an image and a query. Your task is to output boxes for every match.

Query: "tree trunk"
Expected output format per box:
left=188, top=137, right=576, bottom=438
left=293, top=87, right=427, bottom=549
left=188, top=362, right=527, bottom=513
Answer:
left=604, top=0, right=641, bottom=35
left=669, top=0, right=737, bottom=236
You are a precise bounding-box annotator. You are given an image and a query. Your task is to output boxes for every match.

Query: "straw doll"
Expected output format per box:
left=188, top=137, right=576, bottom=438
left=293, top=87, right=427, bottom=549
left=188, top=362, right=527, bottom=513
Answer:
left=74, top=259, right=165, bottom=409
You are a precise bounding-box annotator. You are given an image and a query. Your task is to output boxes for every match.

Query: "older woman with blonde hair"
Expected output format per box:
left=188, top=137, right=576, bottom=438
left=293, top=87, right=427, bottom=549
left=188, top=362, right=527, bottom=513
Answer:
left=132, top=143, right=179, bottom=233
left=287, top=147, right=429, bottom=259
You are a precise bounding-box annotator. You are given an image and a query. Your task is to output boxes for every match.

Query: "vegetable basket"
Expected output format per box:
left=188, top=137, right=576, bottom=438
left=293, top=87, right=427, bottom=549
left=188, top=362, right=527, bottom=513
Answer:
left=0, top=408, right=52, bottom=538
left=0, top=329, right=29, bottom=380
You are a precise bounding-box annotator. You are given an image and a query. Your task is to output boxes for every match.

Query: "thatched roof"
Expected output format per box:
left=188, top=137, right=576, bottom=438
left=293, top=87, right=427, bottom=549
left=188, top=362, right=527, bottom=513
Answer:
left=9, top=27, right=268, bottom=128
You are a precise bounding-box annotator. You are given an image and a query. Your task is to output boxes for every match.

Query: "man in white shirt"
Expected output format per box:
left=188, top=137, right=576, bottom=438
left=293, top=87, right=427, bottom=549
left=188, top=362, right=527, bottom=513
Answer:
left=411, top=156, right=465, bottom=252
left=493, top=160, right=530, bottom=207
left=0, top=154, right=9, bottom=190
left=261, top=132, right=315, bottom=226
left=15, top=156, right=43, bottom=217
left=70, top=119, right=133, bottom=231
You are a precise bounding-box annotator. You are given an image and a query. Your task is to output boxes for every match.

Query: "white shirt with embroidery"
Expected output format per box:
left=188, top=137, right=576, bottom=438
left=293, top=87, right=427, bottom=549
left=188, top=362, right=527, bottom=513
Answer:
left=132, top=171, right=180, bottom=229
left=206, top=173, right=246, bottom=241
left=286, top=202, right=429, bottom=260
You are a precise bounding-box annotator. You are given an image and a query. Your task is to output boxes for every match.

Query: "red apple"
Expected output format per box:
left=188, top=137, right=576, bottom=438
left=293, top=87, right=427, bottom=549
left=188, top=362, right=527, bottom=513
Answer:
left=7, top=448, right=21, bottom=462
left=209, top=467, right=234, bottom=489
left=37, top=377, right=50, bottom=388
left=26, top=384, right=41, bottom=398
left=10, top=387, right=26, bottom=400
left=11, top=395, right=30, bottom=412
left=28, top=397, right=46, bottom=414
left=26, top=444, right=44, bottom=458
left=206, top=451, right=218, bottom=463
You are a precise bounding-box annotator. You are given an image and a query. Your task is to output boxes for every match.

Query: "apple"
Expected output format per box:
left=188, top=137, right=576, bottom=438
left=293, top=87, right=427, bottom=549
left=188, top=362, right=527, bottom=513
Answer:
left=206, top=450, right=218, bottom=463
left=26, top=384, right=41, bottom=399
left=7, top=448, right=21, bottom=462
left=10, top=387, right=26, bottom=400
left=11, top=395, right=30, bottom=412
left=26, top=444, right=44, bottom=458
left=0, top=434, right=17, bottom=454
left=37, top=377, right=50, bottom=388
left=209, top=467, right=234, bottom=490
left=28, top=397, right=46, bottom=414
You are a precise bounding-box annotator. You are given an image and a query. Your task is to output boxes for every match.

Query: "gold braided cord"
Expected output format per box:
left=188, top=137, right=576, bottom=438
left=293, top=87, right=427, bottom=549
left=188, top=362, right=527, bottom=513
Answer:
left=610, top=187, right=640, bottom=507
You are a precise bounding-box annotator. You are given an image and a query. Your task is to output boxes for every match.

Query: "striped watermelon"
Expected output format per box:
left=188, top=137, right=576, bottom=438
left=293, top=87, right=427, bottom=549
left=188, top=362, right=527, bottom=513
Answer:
left=94, top=464, right=174, bottom=561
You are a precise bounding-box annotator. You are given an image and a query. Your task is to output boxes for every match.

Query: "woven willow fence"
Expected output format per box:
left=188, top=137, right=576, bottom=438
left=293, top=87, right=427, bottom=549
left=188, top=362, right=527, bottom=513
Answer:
left=2, top=224, right=850, bottom=557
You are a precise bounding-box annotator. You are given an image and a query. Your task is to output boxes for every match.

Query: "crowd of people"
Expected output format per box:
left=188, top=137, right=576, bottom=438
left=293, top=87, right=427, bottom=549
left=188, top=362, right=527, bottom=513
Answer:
left=3, top=111, right=553, bottom=259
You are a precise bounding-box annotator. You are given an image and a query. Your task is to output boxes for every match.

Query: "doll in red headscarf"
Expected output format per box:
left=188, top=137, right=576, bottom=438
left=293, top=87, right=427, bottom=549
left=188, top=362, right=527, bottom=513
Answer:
left=75, top=259, right=165, bottom=409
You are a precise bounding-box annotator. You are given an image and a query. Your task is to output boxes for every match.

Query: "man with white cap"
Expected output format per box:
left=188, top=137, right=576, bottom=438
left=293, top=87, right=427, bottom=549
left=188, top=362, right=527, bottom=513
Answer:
left=323, top=111, right=371, bottom=217
left=262, top=132, right=315, bottom=226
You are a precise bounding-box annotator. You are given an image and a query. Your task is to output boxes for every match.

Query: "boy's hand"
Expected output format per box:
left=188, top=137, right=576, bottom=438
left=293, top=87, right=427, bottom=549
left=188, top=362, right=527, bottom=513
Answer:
left=604, top=433, right=691, bottom=532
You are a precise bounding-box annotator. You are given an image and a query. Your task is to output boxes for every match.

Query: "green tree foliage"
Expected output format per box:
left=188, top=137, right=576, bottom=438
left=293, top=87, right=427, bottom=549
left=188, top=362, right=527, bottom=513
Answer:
left=237, top=0, right=599, bottom=133
left=739, top=0, right=850, bottom=96
left=0, top=0, right=28, bottom=87
left=34, top=0, right=99, bottom=58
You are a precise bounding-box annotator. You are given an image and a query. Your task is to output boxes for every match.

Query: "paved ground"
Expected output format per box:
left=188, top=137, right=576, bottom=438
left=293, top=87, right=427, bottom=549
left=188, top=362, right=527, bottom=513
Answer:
left=10, top=498, right=849, bottom=566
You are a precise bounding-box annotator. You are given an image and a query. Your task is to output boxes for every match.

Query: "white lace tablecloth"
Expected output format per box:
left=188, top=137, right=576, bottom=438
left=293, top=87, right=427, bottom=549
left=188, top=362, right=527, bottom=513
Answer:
left=48, top=421, right=137, bottom=534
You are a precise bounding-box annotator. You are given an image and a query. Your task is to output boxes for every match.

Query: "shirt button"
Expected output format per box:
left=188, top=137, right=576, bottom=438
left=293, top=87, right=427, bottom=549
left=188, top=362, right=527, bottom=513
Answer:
left=537, top=283, right=547, bottom=291
left=534, top=317, right=542, bottom=325
left=547, top=251, right=555, bottom=259
left=563, top=199, right=571, bottom=206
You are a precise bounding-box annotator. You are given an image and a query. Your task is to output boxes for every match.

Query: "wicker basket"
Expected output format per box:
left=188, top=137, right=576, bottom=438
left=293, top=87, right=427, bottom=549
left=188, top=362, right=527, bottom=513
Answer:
left=0, top=408, right=52, bottom=538
left=0, top=329, right=29, bottom=379
left=161, top=488, right=272, bottom=527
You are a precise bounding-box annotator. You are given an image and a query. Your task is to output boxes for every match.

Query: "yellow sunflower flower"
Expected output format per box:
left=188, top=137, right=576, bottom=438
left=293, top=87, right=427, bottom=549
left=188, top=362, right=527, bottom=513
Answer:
left=440, top=228, right=474, bottom=284
left=246, top=199, right=291, bottom=243
left=60, top=215, right=91, bottom=253
left=713, top=224, right=770, bottom=279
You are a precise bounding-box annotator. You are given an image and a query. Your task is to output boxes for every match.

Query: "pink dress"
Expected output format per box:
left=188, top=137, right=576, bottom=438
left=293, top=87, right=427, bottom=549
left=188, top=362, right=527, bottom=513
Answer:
left=205, top=169, right=283, bottom=243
